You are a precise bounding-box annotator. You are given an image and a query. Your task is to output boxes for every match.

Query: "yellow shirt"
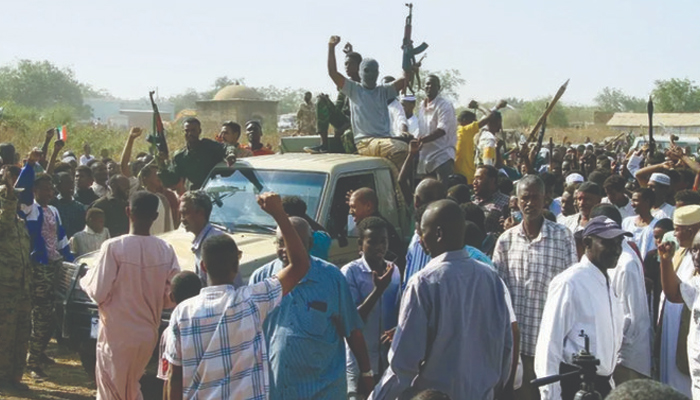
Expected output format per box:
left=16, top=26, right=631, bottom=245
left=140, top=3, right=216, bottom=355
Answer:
left=454, top=121, right=480, bottom=183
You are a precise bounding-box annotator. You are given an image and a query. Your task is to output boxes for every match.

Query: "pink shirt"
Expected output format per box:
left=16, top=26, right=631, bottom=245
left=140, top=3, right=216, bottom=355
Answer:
left=80, top=235, right=181, bottom=400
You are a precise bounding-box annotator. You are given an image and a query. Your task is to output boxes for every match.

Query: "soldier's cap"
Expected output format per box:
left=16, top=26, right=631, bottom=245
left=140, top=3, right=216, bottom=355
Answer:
left=649, top=172, right=671, bottom=186
left=576, top=181, right=603, bottom=197
left=674, top=205, right=700, bottom=226
left=575, top=216, right=632, bottom=240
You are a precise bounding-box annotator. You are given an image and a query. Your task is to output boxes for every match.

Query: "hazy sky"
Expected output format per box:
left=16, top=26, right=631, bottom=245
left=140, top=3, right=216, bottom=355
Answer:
left=3, top=0, right=698, bottom=106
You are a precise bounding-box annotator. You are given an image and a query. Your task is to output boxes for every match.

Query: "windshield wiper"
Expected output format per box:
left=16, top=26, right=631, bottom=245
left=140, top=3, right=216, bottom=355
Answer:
left=234, top=223, right=276, bottom=233
left=210, top=222, right=232, bottom=233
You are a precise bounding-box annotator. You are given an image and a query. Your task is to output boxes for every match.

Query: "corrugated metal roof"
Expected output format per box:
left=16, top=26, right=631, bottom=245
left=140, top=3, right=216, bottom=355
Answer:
left=607, top=113, right=700, bottom=127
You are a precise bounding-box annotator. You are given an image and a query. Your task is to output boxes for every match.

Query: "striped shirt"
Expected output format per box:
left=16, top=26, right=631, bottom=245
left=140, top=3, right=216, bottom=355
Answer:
left=69, top=226, right=111, bottom=257
left=165, top=278, right=283, bottom=400
left=403, top=232, right=494, bottom=290
left=249, top=257, right=363, bottom=400
left=493, top=218, right=578, bottom=356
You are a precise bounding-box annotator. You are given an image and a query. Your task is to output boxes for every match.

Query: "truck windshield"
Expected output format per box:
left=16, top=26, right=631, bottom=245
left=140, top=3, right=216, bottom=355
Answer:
left=204, top=168, right=327, bottom=234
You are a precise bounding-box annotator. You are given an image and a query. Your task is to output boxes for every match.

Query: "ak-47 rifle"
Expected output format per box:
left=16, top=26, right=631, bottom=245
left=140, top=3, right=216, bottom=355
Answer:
left=548, top=137, right=554, bottom=172
left=647, top=96, right=655, bottom=156
left=402, top=3, right=428, bottom=94
left=526, top=79, right=570, bottom=143
left=147, top=90, right=169, bottom=158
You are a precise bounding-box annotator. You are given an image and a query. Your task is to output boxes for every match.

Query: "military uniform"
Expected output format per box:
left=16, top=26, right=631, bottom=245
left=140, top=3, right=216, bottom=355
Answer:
left=316, top=92, right=356, bottom=153
left=296, top=101, right=317, bottom=135
left=0, top=188, right=32, bottom=384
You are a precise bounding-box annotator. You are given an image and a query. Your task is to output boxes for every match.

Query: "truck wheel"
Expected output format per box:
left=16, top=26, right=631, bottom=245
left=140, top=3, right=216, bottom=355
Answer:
left=78, top=340, right=97, bottom=380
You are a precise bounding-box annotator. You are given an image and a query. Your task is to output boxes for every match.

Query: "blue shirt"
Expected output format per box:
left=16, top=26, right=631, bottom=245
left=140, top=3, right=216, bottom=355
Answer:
left=192, top=223, right=242, bottom=288
left=341, top=257, right=402, bottom=393
left=250, top=257, right=364, bottom=400
left=341, top=79, right=398, bottom=142
left=310, top=230, right=332, bottom=261
left=404, top=232, right=493, bottom=290
left=369, top=250, right=512, bottom=400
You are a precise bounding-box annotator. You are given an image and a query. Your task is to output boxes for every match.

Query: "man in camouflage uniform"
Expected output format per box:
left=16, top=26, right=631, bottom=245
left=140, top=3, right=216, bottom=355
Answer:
left=16, top=149, right=74, bottom=381
left=0, top=166, right=32, bottom=391
left=296, top=91, right=317, bottom=136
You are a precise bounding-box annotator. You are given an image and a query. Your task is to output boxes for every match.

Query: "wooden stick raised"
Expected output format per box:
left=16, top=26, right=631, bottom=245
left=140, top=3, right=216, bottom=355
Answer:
left=526, top=79, right=570, bottom=143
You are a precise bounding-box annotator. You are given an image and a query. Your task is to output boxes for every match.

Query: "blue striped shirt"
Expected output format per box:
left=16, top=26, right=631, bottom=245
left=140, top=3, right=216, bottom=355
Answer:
left=404, top=232, right=493, bottom=290
left=250, top=257, right=363, bottom=399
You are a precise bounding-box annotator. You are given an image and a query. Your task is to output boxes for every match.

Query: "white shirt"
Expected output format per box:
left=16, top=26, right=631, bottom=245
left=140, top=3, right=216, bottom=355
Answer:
left=608, top=245, right=653, bottom=377
left=92, top=182, right=109, bottom=198
left=80, top=154, right=95, bottom=166
left=561, top=213, right=584, bottom=234
left=602, top=196, right=636, bottom=220
left=417, top=95, right=457, bottom=174
left=535, top=256, right=623, bottom=400
left=69, top=226, right=111, bottom=257
left=406, top=115, right=420, bottom=138
left=621, top=216, right=658, bottom=260
left=388, top=99, right=408, bottom=138
left=652, top=203, right=675, bottom=220
left=680, top=276, right=700, bottom=398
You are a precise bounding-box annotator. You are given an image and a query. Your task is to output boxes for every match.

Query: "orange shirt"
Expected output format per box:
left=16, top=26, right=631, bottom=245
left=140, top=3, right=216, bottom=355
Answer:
left=242, top=145, right=275, bottom=156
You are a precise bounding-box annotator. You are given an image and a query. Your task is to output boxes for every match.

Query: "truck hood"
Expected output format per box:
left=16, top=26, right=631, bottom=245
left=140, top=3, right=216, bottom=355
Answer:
left=74, top=227, right=278, bottom=283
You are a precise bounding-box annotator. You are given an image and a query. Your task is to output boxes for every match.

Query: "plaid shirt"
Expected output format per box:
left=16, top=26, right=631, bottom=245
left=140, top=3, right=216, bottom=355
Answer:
left=165, top=278, right=283, bottom=399
left=473, top=191, right=510, bottom=214
left=493, top=219, right=578, bottom=356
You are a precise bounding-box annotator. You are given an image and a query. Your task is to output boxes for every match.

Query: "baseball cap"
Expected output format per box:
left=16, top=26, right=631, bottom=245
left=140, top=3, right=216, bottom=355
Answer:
left=576, top=216, right=632, bottom=240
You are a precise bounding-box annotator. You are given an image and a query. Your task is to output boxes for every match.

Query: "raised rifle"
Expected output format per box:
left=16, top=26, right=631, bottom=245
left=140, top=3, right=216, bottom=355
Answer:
left=647, top=96, right=655, bottom=156
left=147, top=90, right=169, bottom=158
left=402, top=3, right=428, bottom=93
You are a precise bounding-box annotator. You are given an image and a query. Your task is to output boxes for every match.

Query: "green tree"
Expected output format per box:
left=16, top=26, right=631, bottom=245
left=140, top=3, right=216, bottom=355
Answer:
left=652, top=78, right=700, bottom=112
left=168, top=88, right=203, bottom=114
left=256, top=86, right=306, bottom=114
left=0, top=60, right=90, bottom=117
left=414, top=69, right=465, bottom=103
left=518, top=98, right=569, bottom=128
left=594, top=87, right=646, bottom=112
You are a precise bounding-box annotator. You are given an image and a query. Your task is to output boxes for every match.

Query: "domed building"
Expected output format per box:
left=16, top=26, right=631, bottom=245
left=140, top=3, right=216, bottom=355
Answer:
left=196, top=84, right=278, bottom=136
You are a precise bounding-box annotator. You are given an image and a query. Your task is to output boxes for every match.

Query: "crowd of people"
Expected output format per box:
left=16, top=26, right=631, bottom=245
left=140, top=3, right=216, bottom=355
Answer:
left=2, top=35, right=700, bottom=400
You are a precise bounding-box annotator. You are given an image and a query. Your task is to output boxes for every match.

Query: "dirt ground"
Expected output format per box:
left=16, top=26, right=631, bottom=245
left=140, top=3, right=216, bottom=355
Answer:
left=0, top=340, right=162, bottom=400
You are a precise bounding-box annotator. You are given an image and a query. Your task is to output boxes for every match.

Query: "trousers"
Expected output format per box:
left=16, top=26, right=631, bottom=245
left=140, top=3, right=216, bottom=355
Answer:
left=27, top=259, right=62, bottom=369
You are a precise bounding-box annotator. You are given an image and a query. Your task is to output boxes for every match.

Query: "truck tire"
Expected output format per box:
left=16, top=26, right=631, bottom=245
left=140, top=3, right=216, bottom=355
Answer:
left=78, top=340, right=97, bottom=380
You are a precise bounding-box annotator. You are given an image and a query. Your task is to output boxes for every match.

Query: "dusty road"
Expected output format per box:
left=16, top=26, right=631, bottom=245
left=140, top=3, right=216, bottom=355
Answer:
left=0, top=340, right=162, bottom=400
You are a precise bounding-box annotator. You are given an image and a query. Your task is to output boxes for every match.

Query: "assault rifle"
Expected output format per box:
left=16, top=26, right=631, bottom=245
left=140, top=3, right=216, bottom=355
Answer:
left=402, top=3, right=428, bottom=93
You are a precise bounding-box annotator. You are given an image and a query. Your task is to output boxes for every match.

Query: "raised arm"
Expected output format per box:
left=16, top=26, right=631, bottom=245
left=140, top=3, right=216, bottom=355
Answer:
left=478, top=100, right=508, bottom=129
left=328, top=36, right=346, bottom=90
left=46, top=139, right=65, bottom=175
left=398, top=140, right=421, bottom=202
left=39, top=128, right=55, bottom=169
left=658, top=242, right=683, bottom=303
left=120, top=127, right=143, bottom=177
left=258, top=193, right=310, bottom=295
left=356, top=264, right=395, bottom=321
left=391, top=64, right=414, bottom=93
left=635, top=160, right=672, bottom=188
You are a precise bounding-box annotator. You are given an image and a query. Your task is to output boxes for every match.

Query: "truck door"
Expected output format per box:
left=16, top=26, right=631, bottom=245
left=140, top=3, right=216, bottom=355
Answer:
left=324, top=172, right=376, bottom=268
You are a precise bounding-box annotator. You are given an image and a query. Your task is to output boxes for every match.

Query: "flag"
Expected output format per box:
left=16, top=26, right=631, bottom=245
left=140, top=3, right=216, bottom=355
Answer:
left=56, top=125, right=68, bottom=141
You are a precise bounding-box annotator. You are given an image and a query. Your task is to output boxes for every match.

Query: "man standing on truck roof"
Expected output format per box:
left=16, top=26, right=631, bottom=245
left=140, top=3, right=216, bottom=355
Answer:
left=305, top=43, right=362, bottom=155
left=325, top=35, right=411, bottom=171
left=80, top=191, right=180, bottom=400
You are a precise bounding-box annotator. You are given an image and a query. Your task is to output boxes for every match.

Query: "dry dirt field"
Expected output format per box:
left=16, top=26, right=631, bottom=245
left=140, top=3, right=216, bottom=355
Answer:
left=0, top=341, right=162, bottom=400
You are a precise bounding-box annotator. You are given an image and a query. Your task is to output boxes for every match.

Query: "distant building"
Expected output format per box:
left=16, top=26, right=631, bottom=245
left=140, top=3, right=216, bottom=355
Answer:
left=84, top=98, right=175, bottom=128
left=607, top=112, right=700, bottom=135
left=196, top=85, right=278, bottom=136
